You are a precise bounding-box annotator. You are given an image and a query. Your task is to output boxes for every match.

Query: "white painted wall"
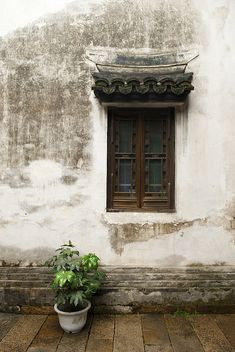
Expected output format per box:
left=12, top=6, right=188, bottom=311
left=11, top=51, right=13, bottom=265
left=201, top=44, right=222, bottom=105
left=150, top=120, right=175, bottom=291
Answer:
left=0, top=0, right=235, bottom=267
left=0, top=0, right=107, bottom=36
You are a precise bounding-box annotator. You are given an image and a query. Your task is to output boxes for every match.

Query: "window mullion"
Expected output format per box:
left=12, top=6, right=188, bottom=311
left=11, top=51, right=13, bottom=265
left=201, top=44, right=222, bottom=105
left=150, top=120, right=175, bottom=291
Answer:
left=139, top=111, right=145, bottom=209
left=135, top=112, right=140, bottom=208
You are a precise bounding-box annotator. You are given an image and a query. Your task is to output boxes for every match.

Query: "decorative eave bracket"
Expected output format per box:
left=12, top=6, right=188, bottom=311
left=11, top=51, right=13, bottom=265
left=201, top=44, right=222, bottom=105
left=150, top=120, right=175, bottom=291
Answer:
left=88, top=48, right=198, bottom=103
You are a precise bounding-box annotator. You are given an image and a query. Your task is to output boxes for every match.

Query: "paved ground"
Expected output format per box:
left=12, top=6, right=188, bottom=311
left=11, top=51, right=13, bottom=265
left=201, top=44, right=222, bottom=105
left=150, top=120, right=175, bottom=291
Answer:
left=0, top=313, right=234, bottom=352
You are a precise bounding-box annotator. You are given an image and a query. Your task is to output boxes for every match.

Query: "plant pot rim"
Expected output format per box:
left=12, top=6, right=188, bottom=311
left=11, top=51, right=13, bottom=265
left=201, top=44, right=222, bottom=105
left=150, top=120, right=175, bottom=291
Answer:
left=54, top=299, right=91, bottom=316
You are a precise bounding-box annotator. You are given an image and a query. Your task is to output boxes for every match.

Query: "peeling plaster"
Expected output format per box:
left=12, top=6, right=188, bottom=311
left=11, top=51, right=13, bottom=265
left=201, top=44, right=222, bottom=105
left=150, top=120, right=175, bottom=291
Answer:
left=106, top=213, right=235, bottom=256
left=108, top=220, right=198, bottom=255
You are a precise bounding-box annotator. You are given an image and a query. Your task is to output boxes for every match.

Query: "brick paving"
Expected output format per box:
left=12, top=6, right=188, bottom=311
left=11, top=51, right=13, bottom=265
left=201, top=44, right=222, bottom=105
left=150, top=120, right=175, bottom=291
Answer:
left=0, top=313, right=234, bottom=352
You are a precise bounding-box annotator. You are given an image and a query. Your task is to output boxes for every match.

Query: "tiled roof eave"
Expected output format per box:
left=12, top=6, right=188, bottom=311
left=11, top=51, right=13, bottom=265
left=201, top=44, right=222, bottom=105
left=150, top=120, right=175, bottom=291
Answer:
left=92, top=72, right=194, bottom=102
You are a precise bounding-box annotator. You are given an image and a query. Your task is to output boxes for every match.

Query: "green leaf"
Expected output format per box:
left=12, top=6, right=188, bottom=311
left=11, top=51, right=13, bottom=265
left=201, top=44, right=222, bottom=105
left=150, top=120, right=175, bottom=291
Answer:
left=69, top=259, right=82, bottom=271
left=81, top=253, right=100, bottom=271
left=69, top=291, right=85, bottom=307
left=53, top=271, right=76, bottom=287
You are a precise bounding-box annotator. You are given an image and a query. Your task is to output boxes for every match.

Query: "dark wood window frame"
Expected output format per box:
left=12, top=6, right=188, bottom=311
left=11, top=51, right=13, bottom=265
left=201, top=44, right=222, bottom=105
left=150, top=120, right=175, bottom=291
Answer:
left=107, top=107, right=175, bottom=212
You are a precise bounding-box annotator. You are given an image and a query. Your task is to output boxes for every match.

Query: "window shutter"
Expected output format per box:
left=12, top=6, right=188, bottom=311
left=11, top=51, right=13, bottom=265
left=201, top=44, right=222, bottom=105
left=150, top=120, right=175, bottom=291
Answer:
left=141, top=109, right=175, bottom=211
left=107, top=110, right=139, bottom=210
left=107, top=108, right=175, bottom=212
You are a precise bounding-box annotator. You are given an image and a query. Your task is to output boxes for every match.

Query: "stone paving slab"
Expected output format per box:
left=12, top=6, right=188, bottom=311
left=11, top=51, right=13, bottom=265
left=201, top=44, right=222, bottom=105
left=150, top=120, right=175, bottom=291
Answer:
left=0, top=315, right=46, bottom=352
left=212, top=314, right=235, bottom=348
left=113, top=315, right=144, bottom=352
left=142, top=314, right=173, bottom=351
left=0, top=313, right=234, bottom=352
left=86, top=315, right=114, bottom=352
left=189, top=315, right=234, bottom=352
left=27, top=315, right=63, bottom=352
left=165, top=315, right=204, bottom=352
left=0, top=313, right=20, bottom=342
left=57, top=315, right=92, bottom=352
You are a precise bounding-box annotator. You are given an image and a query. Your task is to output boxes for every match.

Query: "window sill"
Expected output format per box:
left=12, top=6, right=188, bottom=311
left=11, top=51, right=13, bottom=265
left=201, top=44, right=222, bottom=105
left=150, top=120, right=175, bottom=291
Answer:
left=106, top=208, right=176, bottom=213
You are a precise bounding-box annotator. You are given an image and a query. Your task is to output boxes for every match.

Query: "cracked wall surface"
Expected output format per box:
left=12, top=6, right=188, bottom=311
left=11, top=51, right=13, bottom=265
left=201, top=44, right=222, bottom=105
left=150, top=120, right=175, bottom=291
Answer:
left=0, top=0, right=234, bottom=266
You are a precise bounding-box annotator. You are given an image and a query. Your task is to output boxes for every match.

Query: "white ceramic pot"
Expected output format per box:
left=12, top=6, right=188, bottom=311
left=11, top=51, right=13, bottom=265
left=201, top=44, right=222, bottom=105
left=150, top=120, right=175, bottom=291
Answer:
left=54, top=300, right=91, bottom=333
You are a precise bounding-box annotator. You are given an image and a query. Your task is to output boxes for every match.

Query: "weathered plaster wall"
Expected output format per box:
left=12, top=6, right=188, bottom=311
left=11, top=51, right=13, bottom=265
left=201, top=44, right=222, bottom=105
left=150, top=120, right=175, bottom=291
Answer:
left=0, top=0, right=235, bottom=266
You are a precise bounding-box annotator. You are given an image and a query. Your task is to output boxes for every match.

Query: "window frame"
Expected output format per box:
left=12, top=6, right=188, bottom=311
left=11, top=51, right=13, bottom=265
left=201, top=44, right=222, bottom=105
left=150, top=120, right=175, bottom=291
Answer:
left=107, top=107, right=175, bottom=213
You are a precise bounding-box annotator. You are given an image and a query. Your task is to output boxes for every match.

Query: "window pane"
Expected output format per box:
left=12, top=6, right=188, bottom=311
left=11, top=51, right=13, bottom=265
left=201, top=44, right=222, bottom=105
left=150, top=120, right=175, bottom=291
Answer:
left=149, top=160, right=162, bottom=192
left=119, top=120, right=133, bottom=153
left=146, top=120, right=163, bottom=153
left=119, top=160, right=132, bottom=192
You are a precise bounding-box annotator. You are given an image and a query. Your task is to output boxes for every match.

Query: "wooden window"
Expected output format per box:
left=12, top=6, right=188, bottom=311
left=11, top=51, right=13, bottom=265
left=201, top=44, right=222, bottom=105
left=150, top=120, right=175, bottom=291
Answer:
left=107, top=108, right=175, bottom=212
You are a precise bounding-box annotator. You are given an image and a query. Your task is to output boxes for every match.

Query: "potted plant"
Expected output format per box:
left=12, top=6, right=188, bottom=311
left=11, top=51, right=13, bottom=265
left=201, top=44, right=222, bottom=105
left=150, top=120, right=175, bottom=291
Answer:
left=45, top=241, right=105, bottom=333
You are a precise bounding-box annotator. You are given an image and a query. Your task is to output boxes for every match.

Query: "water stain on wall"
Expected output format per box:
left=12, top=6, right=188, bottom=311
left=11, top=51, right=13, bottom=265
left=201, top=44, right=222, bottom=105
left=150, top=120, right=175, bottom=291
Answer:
left=108, top=220, right=197, bottom=255
left=0, top=0, right=200, bottom=175
left=0, top=245, right=54, bottom=266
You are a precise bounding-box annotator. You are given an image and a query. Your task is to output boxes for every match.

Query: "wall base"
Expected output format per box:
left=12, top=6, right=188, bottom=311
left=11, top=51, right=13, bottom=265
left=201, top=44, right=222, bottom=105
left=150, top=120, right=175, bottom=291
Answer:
left=0, top=266, right=234, bottom=314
